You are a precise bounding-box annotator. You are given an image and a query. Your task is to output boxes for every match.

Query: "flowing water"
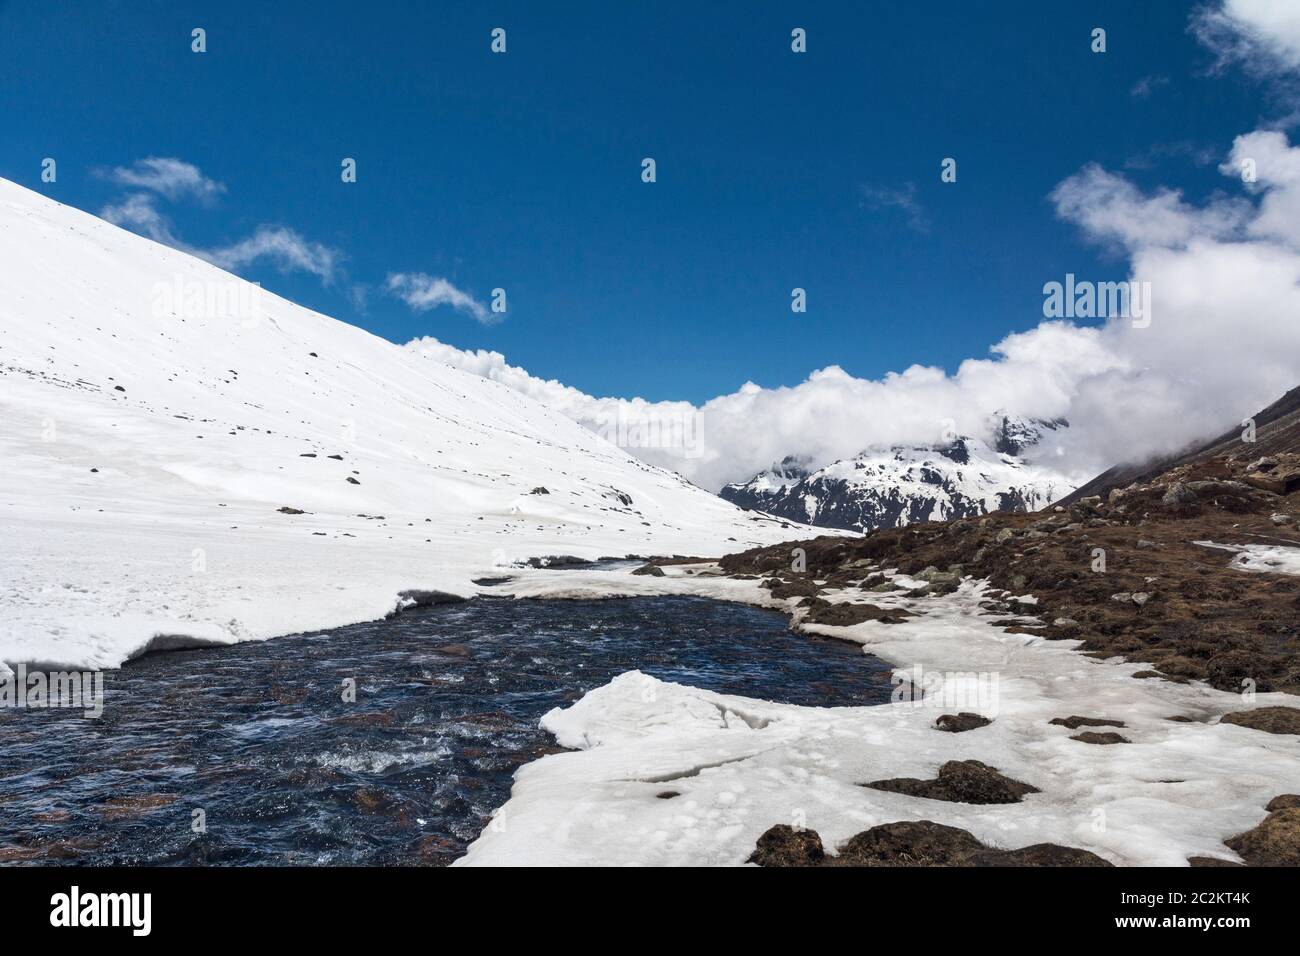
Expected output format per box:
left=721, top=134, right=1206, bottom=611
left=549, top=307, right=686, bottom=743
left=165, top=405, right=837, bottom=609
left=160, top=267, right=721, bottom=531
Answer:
left=0, top=596, right=893, bottom=866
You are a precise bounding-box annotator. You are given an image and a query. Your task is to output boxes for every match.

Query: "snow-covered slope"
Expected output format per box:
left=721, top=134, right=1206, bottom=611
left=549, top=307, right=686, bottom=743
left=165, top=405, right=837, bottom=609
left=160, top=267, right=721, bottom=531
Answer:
left=0, top=177, right=803, bottom=675
left=720, top=417, right=1074, bottom=532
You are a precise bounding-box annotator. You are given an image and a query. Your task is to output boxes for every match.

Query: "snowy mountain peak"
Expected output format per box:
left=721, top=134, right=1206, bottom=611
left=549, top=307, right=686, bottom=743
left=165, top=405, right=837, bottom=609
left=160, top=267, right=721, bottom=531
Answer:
left=990, top=412, right=1069, bottom=456
left=720, top=418, right=1074, bottom=532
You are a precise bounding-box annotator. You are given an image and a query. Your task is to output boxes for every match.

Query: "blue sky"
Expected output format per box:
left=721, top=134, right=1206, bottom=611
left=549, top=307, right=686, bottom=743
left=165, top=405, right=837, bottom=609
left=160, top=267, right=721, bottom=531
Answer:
left=0, top=0, right=1278, bottom=404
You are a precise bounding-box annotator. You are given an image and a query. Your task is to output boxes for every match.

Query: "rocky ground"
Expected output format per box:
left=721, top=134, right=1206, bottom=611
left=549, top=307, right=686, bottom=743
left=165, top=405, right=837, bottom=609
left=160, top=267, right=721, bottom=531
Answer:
left=721, top=452, right=1300, bottom=693
left=709, top=451, right=1300, bottom=866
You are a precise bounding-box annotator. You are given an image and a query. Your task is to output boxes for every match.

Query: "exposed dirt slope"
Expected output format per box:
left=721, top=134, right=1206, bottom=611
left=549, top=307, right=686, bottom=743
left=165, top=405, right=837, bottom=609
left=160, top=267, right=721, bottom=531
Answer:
left=722, top=452, right=1300, bottom=692
left=1058, top=384, right=1300, bottom=506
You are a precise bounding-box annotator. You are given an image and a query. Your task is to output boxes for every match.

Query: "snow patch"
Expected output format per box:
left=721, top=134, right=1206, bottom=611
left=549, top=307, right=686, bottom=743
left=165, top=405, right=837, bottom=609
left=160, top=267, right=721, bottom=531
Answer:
left=1195, top=540, right=1300, bottom=576
left=458, top=573, right=1300, bottom=867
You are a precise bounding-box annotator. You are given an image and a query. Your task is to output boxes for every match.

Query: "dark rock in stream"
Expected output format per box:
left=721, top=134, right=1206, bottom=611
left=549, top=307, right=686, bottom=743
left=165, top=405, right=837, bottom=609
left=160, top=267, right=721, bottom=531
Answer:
left=523, top=555, right=594, bottom=569
left=389, top=589, right=466, bottom=616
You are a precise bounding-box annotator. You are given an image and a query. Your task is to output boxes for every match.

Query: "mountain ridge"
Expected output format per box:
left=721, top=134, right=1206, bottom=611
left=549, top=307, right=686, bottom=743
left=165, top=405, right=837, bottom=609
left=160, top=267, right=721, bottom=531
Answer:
left=1056, top=384, right=1300, bottom=506
left=720, top=415, right=1074, bottom=532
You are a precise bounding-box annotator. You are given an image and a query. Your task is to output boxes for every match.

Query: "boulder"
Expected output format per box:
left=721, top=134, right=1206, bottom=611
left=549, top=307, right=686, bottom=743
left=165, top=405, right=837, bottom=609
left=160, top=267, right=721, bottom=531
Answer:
left=935, top=713, right=992, bottom=733
left=1219, top=706, right=1300, bottom=735
left=746, top=825, right=825, bottom=866
left=1069, top=731, right=1130, bottom=745
left=864, top=760, right=1039, bottom=805
left=1225, top=808, right=1300, bottom=866
left=1050, top=716, right=1126, bottom=730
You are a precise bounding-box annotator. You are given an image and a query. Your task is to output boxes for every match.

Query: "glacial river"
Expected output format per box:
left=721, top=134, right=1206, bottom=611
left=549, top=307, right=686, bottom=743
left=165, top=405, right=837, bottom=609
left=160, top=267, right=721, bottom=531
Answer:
left=0, top=596, right=893, bottom=865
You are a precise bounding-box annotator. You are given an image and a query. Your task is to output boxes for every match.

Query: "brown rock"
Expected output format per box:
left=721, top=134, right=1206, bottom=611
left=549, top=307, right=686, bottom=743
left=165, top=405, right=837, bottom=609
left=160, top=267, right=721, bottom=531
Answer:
left=864, top=760, right=1040, bottom=805
left=97, top=793, right=178, bottom=820
left=1050, top=715, right=1126, bottom=730
left=1243, top=468, right=1300, bottom=495
left=935, top=712, right=992, bottom=733
left=1224, top=807, right=1300, bottom=866
left=1219, top=706, right=1300, bottom=735
left=1266, top=794, right=1300, bottom=812
left=967, top=843, right=1113, bottom=867
left=763, top=577, right=821, bottom=600
left=416, top=834, right=461, bottom=865
left=827, top=821, right=1109, bottom=867
left=803, top=598, right=912, bottom=626
left=747, top=825, right=825, bottom=866
left=352, top=788, right=389, bottom=812
left=1206, top=650, right=1275, bottom=692
left=1070, top=731, right=1130, bottom=745
left=832, top=820, right=987, bottom=866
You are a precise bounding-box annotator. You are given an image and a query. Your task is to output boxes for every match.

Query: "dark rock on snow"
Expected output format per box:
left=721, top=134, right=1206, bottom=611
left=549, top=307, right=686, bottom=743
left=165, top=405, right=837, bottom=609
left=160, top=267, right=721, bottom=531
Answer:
left=935, top=712, right=992, bottom=733
left=1070, top=731, right=1130, bottom=745
left=748, top=821, right=1111, bottom=867
left=1219, top=706, right=1300, bottom=735
left=864, top=760, right=1040, bottom=805
left=1050, top=715, right=1126, bottom=730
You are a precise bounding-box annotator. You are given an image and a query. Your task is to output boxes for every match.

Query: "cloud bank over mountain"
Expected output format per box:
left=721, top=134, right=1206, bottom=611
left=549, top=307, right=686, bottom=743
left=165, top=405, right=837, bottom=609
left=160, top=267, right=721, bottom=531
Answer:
left=410, top=133, right=1300, bottom=492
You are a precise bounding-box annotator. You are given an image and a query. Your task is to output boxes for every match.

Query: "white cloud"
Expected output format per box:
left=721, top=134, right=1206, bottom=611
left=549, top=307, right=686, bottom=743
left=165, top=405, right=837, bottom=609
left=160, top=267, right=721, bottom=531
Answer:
left=99, top=158, right=341, bottom=285
left=204, top=226, right=340, bottom=284
left=1049, top=164, right=1246, bottom=251
left=101, top=192, right=185, bottom=247
left=1123, top=141, right=1220, bottom=171
left=101, top=157, right=225, bottom=203
left=859, top=182, right=929, bottom=233
left=1193, top=0, right=1300, bottom=76
left=1224, top=129, right=1300, bottom=247
left=1130, top=75, right=1170, bottom=99
left=410, top=131, right=1300, bottom=495
left=348, top=283, right=370, bottom=313
left=385, top=272, right=492, bottom=323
